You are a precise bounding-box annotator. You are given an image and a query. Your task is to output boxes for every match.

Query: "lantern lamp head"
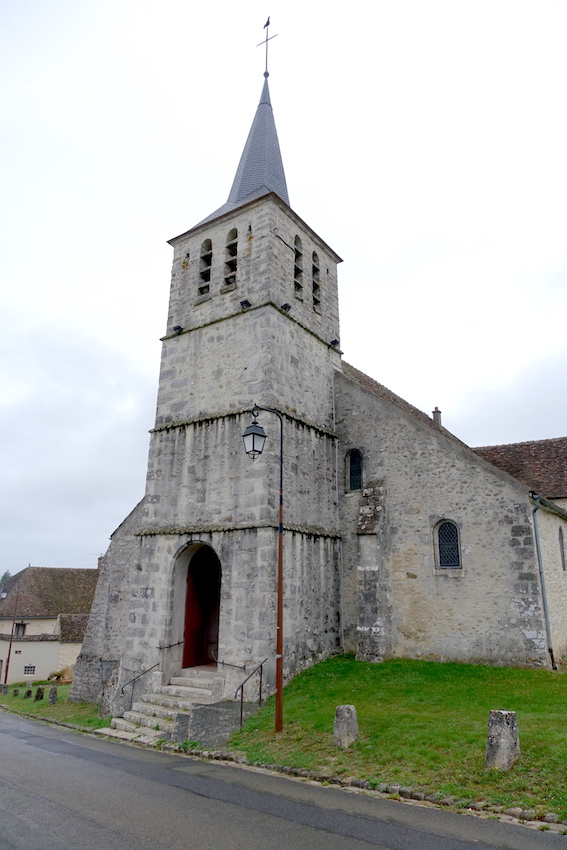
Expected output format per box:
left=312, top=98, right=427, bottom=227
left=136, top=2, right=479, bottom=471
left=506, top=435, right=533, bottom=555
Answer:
left=242, top=411, right=267, bottom=460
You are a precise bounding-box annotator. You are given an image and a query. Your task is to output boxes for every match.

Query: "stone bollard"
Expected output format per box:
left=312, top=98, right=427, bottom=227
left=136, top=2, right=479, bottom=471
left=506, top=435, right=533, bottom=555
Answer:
left=484, top=710, right=520, bottom=770
left=334, top=704, right=359, bottom=748
left=23, top=688, right=33, bottom=699
left=49, top=685, right=58, bottom=705
left=0, top=684, right=8, bottom=696
left=34, top=686, right=44, bottom=701
left=12, top=688, right=20, bottom=697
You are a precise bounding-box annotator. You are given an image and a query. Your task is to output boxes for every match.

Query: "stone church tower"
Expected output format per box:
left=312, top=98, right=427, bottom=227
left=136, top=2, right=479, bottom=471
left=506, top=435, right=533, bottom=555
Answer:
left=73, top=67, right=567, bottom=717
left=72, top=73, right=344, bottom=711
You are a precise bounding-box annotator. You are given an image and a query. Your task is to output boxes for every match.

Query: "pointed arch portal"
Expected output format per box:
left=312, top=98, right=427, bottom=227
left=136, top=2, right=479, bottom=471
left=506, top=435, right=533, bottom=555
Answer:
left=182, top=545, right=221, bottom=668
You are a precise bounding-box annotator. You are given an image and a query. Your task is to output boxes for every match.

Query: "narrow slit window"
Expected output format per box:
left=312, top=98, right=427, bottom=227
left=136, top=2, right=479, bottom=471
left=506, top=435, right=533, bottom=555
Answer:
left=224, top=228, right=238, bottom=286
left=294, top=236, right=303, bottom=296
left=437, top=521, right=461, bottom=568
left=560, top=527, right=566, bottom=572
left=312, top=251, right=320, bottom=308
left=349, top=450, right=362, bottom=490
left=199, top=239, right=212, bottom=295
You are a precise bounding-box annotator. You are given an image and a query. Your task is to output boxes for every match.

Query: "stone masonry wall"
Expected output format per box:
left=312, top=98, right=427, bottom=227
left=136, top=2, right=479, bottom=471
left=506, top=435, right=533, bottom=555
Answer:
left=335, top=370, right=554, bottom=667
left=71, top=502, right=144, bottom=703
left=144, top=414, right=338, bottom=536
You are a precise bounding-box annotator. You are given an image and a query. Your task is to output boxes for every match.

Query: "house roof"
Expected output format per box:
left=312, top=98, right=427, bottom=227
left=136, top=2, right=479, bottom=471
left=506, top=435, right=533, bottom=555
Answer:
left=473, top=437, right=567, bottom=498
left=58, top=613, right=90, bottom=643
left=0, top=567, right=99, bottom=620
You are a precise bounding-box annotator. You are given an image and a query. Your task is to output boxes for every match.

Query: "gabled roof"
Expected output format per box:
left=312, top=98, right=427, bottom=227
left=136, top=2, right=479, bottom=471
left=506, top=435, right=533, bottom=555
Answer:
left=342, top=363, right=566, bottom=498
left=193, top=74, right=289, bottom=229
left=0, top=567, right=99, bottom=619
left=341, top=362, right=458, bottom=437
left=473, top=437, right=567, bottom=498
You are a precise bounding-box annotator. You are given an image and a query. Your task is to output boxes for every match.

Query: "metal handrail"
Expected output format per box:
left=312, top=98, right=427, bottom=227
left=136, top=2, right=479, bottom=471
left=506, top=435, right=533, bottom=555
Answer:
left=157, top=640, right=183, bottom=651
left=212, top=649, right=247, bottom=671
left=234, top=658, right=268, bottom=728
left=120, top=663, right=159, bottom=712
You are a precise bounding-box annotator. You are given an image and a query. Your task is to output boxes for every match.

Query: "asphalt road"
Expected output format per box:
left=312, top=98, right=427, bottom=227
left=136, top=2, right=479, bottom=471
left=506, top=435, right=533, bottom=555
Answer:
left=0, top=711, right=563, bottom=850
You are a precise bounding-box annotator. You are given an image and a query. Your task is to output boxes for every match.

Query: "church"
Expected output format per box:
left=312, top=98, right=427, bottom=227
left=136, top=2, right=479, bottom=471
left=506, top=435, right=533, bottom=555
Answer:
left=71, top=68, right=567, bottom=717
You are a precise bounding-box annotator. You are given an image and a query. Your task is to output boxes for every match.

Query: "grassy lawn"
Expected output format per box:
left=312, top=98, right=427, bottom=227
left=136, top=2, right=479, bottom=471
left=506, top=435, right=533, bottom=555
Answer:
left=231, top=655, right=567, bottom=818
left=0, top=682, right=107, bottom=729
left=2, top=658, right=567, bottom=818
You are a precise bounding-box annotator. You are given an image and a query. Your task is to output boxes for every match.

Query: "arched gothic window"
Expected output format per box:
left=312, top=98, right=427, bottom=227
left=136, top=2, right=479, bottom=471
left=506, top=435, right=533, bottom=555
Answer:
left=437, top=521, right=461, bottom=569
left=224, top=228, right=238, bottom=286
left=348, top=449, right=362, bottom=491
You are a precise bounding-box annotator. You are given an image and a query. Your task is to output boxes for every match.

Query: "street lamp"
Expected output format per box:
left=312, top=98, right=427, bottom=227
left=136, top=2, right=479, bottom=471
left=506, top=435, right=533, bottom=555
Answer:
left=242, top=404, right=284, bottom=732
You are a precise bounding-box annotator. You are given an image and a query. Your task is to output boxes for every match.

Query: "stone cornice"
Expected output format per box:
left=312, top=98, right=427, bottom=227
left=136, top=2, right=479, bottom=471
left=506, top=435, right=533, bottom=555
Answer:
left=150, top=407, right=337, bottom=440
left=138, top=522, right=341, bottom=540
left=161, top=300, right=341, bottom=354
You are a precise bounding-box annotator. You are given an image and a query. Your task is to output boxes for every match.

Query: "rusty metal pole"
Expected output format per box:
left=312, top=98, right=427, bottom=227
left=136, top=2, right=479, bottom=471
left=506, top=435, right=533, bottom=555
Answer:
left=275, top=413, right=284, bottom=732
left=246, top=405, right=284, bottom=733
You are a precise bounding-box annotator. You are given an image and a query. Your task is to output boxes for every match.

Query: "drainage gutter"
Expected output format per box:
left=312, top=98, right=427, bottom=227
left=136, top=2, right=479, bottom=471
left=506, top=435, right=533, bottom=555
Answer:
left=530, top=493, right=557, bottom=669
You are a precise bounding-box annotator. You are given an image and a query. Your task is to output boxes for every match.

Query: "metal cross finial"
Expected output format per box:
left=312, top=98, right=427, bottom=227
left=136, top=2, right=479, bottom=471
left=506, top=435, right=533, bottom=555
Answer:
left=257, top=16, right=278, bottom=77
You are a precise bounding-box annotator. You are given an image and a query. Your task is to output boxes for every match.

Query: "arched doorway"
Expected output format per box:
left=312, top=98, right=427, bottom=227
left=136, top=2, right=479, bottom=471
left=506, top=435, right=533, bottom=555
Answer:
left=182, top=545, right=221, bottom=668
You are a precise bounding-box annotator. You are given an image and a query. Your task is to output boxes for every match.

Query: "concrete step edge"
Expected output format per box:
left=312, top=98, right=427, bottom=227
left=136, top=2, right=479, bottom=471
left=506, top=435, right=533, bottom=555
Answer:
left=138, top=694, right=198, bottom=711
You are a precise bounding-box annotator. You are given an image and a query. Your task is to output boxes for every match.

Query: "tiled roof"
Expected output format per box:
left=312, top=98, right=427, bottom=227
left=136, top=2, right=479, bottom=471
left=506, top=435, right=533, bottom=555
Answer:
left=473, top=437, right=567, bottom=498
left=0, top=567, right=99, bottom=620
left=58, top=613, right=90, bottom=643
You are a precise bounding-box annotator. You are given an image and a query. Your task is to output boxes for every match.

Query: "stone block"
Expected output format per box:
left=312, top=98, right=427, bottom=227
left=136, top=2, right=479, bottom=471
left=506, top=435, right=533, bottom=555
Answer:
left=48, top=685, right=58, bottom=705
left=484, top=709, right=520, bottom=770
left=333, top=704, right=359, bottom=748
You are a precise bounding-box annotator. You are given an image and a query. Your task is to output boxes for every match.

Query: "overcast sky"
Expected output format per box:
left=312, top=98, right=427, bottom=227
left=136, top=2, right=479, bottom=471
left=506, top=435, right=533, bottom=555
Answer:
left=1, top=0, right=566, bottom=574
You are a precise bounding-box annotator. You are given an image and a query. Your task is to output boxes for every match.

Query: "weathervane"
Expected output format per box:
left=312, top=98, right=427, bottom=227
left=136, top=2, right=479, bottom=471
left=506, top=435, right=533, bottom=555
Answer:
left=257, top=16, right=278, bottom=77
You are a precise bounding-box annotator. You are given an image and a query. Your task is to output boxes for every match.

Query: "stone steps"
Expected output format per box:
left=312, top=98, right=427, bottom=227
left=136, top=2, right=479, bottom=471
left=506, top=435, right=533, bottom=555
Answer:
left=107, top=667, right=227, bottom=741
left=94, top=725, right=166, bottom=746
left=121, top=710, right=175, bottom=731
left=97, top=666, right=256, bottom=748
left=131, top=700, right=183, bottom=720
left=158, top=684, right=216, bottom=702
left=137, top=693, right=207, bottom=712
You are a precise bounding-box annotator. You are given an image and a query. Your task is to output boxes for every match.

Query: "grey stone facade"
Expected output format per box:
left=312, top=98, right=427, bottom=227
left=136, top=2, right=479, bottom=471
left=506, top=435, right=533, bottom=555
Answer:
left=71, top=75, right=567, bottom=715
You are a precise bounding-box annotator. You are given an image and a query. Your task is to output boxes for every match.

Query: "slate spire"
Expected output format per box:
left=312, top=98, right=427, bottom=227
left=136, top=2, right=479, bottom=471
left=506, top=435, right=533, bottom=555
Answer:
left=227, top=73, right=289, bottom=206
left=193, top=72, right=289, bottom=228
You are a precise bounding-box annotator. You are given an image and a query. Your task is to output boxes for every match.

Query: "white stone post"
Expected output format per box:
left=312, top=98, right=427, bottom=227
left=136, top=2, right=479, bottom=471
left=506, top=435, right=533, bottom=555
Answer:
left=484, top=709, right=520, bottom=770
left=334, top=704, right=359, bottom=748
